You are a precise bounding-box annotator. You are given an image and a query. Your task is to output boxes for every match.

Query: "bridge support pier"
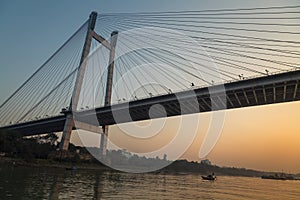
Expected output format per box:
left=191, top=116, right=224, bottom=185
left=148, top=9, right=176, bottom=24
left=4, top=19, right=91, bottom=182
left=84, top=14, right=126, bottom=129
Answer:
left=99, top=31, right=118, bottom=156
left=60, top=11, right=97, bottom=151
left=60, top=114, right=74, bottom=150
left=99, top=126, right=108, bottom=156
left=60, top=12, right=118, bottom=156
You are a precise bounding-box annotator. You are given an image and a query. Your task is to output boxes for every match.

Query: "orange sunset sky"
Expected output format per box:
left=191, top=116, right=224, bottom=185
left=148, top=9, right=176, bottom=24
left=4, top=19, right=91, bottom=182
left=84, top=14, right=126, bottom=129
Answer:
left=69, top=100, right=300, bottom=174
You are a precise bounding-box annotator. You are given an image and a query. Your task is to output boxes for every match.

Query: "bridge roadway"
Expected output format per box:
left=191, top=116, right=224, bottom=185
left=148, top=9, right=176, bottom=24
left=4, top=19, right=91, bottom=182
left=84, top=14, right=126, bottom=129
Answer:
left=1, top=70, right=300, bottom=136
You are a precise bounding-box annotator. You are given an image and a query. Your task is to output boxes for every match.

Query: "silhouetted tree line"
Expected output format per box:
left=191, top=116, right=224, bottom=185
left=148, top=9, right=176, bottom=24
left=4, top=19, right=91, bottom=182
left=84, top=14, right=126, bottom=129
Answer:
left=105, top=149, right=170, bottom=168
left=160, top=159, right=266, bottom=177
left=0, top=130, right=59, bottom=160
left=0, top=130, right=105, bottom=164
left=0, top=130, right=273, bottom=176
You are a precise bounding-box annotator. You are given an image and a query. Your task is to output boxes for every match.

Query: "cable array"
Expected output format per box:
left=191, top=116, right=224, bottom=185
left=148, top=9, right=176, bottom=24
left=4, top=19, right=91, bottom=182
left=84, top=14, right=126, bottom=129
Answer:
left=1, top=5, right=300, bottom=126
left=0, top=21, right=88, bottom=126
left=85, top=5, right=300, bottom=106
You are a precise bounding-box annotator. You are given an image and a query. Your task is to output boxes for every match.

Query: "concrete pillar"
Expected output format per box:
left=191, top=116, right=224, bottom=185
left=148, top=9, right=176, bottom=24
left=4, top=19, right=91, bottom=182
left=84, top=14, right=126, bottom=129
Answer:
left=99, top=31, right=118, bottom=156
left=60, top=12, right=98, bottom=150
left=99, top=126, right=108, bottom=156
left=60, top=114, right=74, bottom=150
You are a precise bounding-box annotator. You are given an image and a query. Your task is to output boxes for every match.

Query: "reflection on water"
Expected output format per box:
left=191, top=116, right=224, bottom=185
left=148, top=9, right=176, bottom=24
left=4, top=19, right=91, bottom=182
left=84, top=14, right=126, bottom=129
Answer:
left=0, top=165, right=300, bottom=199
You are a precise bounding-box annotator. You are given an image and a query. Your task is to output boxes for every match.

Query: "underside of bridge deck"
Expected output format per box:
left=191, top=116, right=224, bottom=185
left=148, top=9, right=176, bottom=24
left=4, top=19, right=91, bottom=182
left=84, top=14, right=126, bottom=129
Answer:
left=1, top=70, right=300, bottom=136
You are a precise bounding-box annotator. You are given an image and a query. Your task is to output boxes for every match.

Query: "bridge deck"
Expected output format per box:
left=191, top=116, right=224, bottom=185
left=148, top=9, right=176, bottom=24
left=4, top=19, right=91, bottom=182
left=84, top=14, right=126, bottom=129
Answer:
left=2, top=70, right=300, bottom=136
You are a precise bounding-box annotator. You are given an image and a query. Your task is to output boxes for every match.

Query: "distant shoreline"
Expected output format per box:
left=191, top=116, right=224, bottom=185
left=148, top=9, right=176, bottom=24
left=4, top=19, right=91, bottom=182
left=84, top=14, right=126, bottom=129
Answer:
left=1, top=156, right=298, bottom=178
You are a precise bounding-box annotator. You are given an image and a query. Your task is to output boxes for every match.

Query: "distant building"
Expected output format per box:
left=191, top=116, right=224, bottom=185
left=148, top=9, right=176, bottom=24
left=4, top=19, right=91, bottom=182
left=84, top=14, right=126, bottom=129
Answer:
left=121, top=149, right=132, bottom=158
left=163, top=154, right=167, bottom=161
left=200, top=159, right=211, bottom=165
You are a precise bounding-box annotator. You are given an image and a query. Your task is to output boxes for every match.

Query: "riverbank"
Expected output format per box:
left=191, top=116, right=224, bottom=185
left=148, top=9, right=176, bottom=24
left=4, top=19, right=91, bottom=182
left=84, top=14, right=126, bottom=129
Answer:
left=0, top=157, right=111, bottom=171
left=0, top=156, right=264, bottom=177
left=1, top=156, right=298, bottom=178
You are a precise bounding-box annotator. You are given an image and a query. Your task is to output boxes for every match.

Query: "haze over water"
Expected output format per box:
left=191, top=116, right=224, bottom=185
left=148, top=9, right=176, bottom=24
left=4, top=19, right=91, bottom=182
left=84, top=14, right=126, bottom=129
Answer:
left=1, top=166, right=299, bottom=199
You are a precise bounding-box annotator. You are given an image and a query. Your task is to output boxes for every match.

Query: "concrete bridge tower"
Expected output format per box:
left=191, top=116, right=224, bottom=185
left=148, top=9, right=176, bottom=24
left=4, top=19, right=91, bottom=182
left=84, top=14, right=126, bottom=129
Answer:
left=60, top=12, right=118, bottom=156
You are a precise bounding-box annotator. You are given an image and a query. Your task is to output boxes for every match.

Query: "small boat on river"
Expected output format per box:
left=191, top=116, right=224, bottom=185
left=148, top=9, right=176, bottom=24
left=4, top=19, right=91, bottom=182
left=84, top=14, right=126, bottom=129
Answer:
left=202, top=173, right=216, bottom=181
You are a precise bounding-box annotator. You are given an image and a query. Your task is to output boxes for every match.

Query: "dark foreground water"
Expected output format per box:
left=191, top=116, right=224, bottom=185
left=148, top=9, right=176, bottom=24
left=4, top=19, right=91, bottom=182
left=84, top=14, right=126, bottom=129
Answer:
left=0, top=165, right=300, bottom=199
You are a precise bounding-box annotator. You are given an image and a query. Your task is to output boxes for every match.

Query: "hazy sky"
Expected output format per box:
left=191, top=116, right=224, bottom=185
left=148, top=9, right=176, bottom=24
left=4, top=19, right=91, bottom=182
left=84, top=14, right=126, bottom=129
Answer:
left=1, top=0, right=300, bottom=173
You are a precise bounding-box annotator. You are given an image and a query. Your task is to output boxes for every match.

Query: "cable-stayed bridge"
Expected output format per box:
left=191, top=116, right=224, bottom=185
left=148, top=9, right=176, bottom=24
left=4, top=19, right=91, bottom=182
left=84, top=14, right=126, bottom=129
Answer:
left=1, top=6, right=300, bottom=155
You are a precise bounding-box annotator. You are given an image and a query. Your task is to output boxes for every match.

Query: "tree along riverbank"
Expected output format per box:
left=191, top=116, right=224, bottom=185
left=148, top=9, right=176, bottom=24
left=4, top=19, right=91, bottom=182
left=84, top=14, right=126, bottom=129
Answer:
left=1, top=130, right=298, bottom=177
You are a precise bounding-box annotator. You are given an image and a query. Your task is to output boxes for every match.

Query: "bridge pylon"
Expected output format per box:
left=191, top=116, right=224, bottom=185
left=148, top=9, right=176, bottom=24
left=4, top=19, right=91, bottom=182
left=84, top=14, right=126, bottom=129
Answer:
left=60, top=12, right=118, bottom=157
left=100, top=31, right=118, bottom=156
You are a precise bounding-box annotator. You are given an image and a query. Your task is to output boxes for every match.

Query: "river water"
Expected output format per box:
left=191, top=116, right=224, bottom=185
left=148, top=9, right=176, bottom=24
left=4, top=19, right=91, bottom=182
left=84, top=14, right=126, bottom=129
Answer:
left=0, top=166, right=299, bottom=199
